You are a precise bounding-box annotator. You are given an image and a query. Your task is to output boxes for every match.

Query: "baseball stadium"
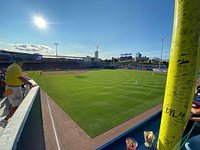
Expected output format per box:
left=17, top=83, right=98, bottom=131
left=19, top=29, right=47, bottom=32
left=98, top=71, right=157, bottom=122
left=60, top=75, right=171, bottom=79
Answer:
left=0, top=1, right=200, bottom=150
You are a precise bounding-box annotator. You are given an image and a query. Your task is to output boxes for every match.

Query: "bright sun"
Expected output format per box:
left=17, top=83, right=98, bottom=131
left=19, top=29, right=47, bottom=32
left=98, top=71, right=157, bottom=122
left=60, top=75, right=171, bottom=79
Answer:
left=34, top=16, right=47, bottom=29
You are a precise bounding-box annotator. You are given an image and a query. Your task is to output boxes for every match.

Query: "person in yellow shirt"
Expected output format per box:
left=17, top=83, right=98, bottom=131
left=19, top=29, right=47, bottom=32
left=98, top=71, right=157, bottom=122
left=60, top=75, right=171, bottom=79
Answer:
left=0, top=57, right=33, bottom=127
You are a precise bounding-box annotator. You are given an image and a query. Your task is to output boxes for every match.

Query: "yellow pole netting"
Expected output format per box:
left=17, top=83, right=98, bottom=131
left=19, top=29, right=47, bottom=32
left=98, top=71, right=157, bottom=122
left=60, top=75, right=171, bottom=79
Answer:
left=157, top=0, right=200, bottom=150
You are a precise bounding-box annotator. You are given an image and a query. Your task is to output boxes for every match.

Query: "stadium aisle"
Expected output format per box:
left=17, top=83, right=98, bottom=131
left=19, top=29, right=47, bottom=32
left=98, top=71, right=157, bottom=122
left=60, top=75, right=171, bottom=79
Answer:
left=0, top=97, right=9, bottom=136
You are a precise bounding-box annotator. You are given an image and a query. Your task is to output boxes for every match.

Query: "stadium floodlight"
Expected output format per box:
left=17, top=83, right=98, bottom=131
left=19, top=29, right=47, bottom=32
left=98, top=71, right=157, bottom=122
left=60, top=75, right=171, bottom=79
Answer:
left=54, top=42, right=59, bottom=58
left=159, top=37, right=165, bottom=70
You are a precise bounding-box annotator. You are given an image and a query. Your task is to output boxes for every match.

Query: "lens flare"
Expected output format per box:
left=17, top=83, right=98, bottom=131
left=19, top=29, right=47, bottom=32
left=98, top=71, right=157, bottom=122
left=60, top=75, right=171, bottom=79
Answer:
left=34, top=16, right=47, bottom=29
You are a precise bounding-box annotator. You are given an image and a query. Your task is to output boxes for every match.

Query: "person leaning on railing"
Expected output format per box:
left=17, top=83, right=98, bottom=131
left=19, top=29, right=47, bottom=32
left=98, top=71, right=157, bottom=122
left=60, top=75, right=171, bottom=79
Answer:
left=0, top=57, right=34, bottom=128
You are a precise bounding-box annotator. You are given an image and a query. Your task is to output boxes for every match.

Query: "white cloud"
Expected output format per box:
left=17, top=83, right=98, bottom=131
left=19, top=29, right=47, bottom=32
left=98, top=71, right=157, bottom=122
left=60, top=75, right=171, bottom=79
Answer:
left=14, top=44, right=52, bottom=54
left=0, top=47, right=13, bottom=51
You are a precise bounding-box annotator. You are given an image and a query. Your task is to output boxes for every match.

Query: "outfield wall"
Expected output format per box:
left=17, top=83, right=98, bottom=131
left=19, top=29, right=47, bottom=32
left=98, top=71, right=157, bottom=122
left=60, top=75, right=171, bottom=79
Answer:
left=97, top=111, right=162, bottom=150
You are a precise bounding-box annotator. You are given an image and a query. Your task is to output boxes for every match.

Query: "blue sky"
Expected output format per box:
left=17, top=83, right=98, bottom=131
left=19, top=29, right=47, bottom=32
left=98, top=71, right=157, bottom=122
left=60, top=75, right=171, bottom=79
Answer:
left=0, top=0, right=174, bottom=59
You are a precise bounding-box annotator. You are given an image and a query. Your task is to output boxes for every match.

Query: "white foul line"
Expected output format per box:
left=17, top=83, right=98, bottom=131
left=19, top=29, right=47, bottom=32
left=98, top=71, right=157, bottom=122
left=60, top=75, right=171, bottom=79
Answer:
left=46, top=93, right=61, bottom=150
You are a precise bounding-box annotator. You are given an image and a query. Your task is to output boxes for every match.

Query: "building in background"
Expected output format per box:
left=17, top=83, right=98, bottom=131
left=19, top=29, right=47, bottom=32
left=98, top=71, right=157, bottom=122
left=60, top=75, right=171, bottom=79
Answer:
left=120, top=53, right=132, bottom=62
left=83, top=56, right=92, bottom=62
left=148, top=57, right=160, bottom=64
left=134, top=52, right=149, bottom=62
left=95, top=50, right=99, bottom=61
left=135, top=52, right=142, bottom=57
left=0, top=50, right=43, bottom=62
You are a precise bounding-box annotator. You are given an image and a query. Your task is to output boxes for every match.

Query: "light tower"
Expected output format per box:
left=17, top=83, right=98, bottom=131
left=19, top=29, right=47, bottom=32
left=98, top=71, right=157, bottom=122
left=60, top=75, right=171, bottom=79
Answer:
left=54, top=42, right=59, bottom=58
left=159, top=37, right=165, bottom=70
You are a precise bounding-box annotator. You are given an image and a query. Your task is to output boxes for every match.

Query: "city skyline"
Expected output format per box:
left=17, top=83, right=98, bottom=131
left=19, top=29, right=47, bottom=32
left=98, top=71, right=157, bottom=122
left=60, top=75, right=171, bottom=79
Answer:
left=0, top=0, right=174, bottom=59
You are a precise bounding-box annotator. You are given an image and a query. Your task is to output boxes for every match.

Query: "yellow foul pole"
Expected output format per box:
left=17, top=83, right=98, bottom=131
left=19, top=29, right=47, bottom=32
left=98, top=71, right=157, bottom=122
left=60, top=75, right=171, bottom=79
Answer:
left=157, top=0, right=200, bottom=150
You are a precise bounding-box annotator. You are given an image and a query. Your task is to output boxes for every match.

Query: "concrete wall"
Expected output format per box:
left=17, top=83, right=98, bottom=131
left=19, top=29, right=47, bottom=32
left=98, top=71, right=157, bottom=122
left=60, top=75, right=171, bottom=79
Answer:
left=0, top=84, right=45, bottom=150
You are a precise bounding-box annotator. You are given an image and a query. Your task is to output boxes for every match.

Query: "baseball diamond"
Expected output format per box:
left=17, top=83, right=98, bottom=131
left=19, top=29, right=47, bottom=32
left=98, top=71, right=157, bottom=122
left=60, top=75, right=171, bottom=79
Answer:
left=28, top=69, right=167, bottom=137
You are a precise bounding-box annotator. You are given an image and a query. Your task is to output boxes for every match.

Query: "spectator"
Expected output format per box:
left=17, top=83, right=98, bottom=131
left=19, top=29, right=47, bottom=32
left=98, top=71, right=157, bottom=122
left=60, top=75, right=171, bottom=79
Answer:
left=0, top=69, right=6, bottom=98
left=0, top=57, right=33, bottom=128
left=195, top=85, right=200, bottom=97
left=0, top=68, right=5, bottom=80
left=182, top=86, right=200, bottom=140
left=183, top=85, right=200, bottom=150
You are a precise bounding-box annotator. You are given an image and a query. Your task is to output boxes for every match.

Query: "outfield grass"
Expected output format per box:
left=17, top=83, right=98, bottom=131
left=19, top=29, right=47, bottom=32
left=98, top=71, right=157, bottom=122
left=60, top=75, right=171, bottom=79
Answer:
left=27, top=69, right=167, bottom=137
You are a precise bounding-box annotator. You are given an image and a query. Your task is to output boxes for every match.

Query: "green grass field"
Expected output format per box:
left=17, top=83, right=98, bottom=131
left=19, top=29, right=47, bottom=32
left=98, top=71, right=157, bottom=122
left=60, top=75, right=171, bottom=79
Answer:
left=27, top=69, right=167, bottom=137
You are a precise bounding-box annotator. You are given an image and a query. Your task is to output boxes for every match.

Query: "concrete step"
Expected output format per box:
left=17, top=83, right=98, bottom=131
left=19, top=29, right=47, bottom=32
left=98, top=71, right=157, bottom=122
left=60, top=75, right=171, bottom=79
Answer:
left=0, top=97, right=9, bottom=136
